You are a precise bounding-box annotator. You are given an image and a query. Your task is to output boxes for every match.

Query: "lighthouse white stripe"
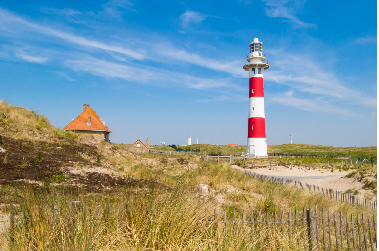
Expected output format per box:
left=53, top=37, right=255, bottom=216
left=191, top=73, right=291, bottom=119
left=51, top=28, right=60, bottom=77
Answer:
left=249, top=97, right=265, bottom=118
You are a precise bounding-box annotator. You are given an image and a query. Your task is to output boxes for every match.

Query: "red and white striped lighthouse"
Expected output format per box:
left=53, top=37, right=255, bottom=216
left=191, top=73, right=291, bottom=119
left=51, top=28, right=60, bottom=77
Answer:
left=243, top=38, right=269, bottom=157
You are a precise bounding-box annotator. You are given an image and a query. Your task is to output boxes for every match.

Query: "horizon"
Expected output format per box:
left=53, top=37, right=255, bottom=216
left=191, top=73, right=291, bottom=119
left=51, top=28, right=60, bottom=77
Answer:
left=0, top=0, right=376, bottom=147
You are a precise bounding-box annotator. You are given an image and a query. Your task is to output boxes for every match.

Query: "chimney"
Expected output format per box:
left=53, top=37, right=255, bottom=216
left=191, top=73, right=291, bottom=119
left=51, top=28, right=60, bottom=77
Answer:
left=83, top=104, right=90, bottom=112
left=146, top=138, right=149, bottom=148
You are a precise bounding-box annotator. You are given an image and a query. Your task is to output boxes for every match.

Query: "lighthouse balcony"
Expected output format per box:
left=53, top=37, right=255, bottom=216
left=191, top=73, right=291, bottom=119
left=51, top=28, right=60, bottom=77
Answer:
left=243, top=62, right=269, bottom=71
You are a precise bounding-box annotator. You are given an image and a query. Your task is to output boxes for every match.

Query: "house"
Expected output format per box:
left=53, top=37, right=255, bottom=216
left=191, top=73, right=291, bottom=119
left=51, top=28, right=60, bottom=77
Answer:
left=63, top=104, right=111, bottom=142
left=128, top=139, right=149, bottom=153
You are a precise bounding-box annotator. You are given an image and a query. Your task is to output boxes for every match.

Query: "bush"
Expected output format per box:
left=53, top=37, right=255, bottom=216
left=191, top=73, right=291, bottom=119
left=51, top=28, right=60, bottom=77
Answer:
left=36, top=152, right=43, bottom=162
left=0, top=135, right=2, bottom=146
left=18, top=140, right=23, bottom=151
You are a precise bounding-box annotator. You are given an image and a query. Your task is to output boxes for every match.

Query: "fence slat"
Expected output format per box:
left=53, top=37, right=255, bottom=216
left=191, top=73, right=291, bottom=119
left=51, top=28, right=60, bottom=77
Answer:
left=352, top=214, right=357, bottom=251
left=358, top=214, right=363, bottom=250
left=259, top=210, right=262, bottom=245
left=340, top=211, right=344, bottom=250
left=295, top=208, right=299, bottom=244
left=316, top=206, right=319, bottom=250
left=328, top=210, right=332, bottom=250
left=251, top=211, right=255, bottom=243
left=368, top=215, right=374, bottom=251
left=281, top=210, right=285, bottom=235
left=242, top=210, right=246, bottom=238
left=346, top=212, right=350, bottom=250
left=303, top=208, right=307, bottom=250
left=362, top=214, right=368, bottom=251
left=289, top=208, right=293, bottom=241
left=334, top=211, right=339, bottom=249
left=322, top=208, right=326, bottom=251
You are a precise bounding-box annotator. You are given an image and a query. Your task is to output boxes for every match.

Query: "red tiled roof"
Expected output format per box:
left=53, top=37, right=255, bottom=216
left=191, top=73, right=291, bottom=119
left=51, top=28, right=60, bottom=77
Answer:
left=63, top=106, right=111, bottom=133
left=128, top=139, right=149, bottom=150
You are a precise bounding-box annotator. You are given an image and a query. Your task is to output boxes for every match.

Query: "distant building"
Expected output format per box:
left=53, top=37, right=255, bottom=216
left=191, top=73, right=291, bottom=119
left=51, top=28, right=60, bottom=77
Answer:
left=162, top=142, right=166, bottom=146
left=228, top=144, right=239, bottom=146
left=128, top=139, right=150, bottom=153
left=63, top=104, right=111, bottom=141
left=188, top=138, right=192, bottom=146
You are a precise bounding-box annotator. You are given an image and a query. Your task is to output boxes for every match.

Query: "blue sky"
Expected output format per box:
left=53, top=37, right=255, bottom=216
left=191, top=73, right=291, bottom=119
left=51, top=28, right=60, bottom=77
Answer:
left=0, top=0, right=376, bottom=147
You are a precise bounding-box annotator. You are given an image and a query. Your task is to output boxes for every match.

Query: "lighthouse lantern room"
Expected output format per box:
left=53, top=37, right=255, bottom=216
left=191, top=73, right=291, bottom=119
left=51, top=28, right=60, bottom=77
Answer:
left=243, top=38, right=269, bottom=157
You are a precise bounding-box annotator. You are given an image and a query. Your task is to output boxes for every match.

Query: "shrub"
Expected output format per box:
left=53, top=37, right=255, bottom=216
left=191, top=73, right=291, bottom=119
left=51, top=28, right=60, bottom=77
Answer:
left=51, top=173, right=66, bottom=183
left=96, top=155, right=101, bottom=163
left=0, top=135, right=2, bottom=146
left=18, top=140, right=23, bottom=151
left=36, top=152, right=43, bottom=162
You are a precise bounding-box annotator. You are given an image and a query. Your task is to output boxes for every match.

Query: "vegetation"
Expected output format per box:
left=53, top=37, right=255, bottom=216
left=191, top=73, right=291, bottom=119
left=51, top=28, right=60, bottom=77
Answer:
left=0, top=101, right=376, bottom=250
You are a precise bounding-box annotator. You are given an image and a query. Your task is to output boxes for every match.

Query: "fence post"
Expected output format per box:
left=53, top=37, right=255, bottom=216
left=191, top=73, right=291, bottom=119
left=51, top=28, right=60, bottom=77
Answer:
left=322, top=208, right=326, bottom=250
left=259, top=210, right=262, bottom=245
left=346, top=212, right=350, bottom=250
left=230, top=155, right=233, bottom=165
left=362, top=214, right=368, bottom=251
left=303, top=208, right=307, bottom=250
left=315, top=206, right=319, bottom=250
left=307, top=208, right=314, bottom=250
left=352, top=214, right=357, bottom=251
left=368, top=215, right=375, bottom=251
left=10, top=204, right=15, bottom=245
left=334, top=211, right=339, bottom=249
left=224, top=209, right=227, bottom=241
left=218, top=155, right=219, bottom=163
left=358, top=214, right=362, bottom=250
left=340, top=211, right=344, bottom=250
left=251, top=211, right=255, bottom=243
left=328, top=210, right=332, bottom=250
left=289, top=208, right=292, bottom=241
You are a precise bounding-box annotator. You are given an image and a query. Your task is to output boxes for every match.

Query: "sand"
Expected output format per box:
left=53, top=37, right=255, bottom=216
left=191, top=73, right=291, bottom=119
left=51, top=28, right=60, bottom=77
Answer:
left=232, top=165, right=375, bottom=200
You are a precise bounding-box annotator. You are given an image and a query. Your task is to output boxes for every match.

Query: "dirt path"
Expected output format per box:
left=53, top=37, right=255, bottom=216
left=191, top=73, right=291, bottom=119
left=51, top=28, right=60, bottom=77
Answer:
left=232, top=165, right=376, bottom=200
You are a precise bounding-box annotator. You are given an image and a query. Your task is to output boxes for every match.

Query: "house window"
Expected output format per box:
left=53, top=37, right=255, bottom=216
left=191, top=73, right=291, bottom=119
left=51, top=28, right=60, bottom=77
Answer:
left=252, top=125, right=254, bottom=130
left=252, top=89, right=255, bottom=93
left=258, top=68, right=262, bottom=74
left=87, top=116, right=91, bottom=125
left=253, top=107, right=254, bottom=110
left=252, top=68, right=255, bottom=74
left=137, top=143, right=140, bottom=148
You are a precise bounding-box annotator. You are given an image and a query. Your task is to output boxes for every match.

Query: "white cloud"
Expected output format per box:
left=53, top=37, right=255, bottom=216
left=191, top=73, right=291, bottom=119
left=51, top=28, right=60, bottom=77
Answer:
left=270, top=91, right=359, bottom=116
left=180, top=10, right=207, bottom=29
left=265, top=50, right=376, bottom=108
left=155, top=43, right=244, bottom=77
left=16, top=52, right=48, bottom=63
left=63, top=57, right=231, bottom=90
left=262, top=0, right=314, bottom=28
left=354, top=36, right=377, bottom=44
left=0, top=8, right=145, bottom=60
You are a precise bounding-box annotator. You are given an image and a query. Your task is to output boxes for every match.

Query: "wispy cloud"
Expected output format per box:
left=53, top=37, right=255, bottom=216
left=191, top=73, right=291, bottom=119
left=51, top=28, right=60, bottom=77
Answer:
left=63, top=57, right=231, bottom=90
left=0, top=8, right=145, bottom=60
left=265, top=50, right=376, bottom=108
left=196, top=95, right=229, bottom=103
left=262, top=0, right=314, bottom=28
left=180, top=10, right=207, bottom=29
left=53, top=71, right=75, bottom=81
left=354, top=36, right=377, bottom=44
left=270, top=90, right=358, bottom=116
left=16, top=52, right=48, bottom=63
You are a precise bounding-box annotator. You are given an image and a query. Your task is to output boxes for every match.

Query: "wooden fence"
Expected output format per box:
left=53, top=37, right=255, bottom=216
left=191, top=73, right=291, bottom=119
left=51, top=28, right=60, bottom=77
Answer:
left=3, top=200, right=376, bottom=250
left=246, top=171, right=377, bottom=210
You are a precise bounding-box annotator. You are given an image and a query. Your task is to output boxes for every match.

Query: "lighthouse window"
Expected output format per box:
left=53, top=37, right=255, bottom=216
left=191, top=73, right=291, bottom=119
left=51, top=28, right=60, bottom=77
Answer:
left=251, top=68, right=255, bottom=74
left=258, top=68, right=262, bottom=74
left=252, top=89, right=255, bottom=93
left=252, top=125, right=254, bottom=130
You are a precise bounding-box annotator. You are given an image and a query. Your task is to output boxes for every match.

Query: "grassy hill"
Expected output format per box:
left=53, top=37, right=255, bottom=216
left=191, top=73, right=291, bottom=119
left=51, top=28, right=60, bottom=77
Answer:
left=0, top=101, right=376, bottom=250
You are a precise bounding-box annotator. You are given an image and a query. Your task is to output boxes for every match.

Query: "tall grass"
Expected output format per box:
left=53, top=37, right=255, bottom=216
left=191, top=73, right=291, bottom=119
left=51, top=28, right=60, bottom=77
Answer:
left=0, top=186, right=306, bottom=250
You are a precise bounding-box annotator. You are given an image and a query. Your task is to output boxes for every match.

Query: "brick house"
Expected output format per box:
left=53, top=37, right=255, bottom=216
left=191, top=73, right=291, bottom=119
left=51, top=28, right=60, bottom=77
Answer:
left=128, top=139, right=149, bottom=153
left=63, top=104, right=111, bottom=141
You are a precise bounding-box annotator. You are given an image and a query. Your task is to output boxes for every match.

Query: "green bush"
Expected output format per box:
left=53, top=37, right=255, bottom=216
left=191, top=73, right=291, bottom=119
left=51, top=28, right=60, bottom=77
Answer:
left=18, top=140, right=23, bottom=151
left=36, top=152, right=43, bottom=162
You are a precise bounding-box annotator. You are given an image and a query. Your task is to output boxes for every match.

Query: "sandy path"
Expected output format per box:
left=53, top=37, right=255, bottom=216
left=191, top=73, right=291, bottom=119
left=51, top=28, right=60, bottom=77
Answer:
left=232, top=165, right=375, bottom=200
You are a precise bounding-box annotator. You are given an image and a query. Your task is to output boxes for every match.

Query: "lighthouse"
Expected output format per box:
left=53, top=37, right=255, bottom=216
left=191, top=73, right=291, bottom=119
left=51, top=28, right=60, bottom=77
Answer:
left=243, top=38, right=269, bottom=157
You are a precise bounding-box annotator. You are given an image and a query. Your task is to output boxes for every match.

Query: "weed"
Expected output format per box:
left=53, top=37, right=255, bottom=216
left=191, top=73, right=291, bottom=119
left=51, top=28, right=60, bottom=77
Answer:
left=96, top=155, right=101, bottom=163
left=354, top=190, right=359, bottom=195
left=51, top=173, right=66, bottom=183
left=36, top=152, right=43, bottom=162
left=36, top=124, right=42, bottom=130
left=18, top=140, right=23, bottom=151
left=345, top=189, right=353, bottom=194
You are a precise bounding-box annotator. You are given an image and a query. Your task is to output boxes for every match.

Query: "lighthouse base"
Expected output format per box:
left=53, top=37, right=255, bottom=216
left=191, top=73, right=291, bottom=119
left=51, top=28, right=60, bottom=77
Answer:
left=246, top=138, right=267, bottom=157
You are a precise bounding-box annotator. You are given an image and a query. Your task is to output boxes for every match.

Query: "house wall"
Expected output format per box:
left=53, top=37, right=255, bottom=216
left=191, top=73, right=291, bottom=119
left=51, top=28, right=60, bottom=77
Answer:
left=71, top=130, right=109, bottom=142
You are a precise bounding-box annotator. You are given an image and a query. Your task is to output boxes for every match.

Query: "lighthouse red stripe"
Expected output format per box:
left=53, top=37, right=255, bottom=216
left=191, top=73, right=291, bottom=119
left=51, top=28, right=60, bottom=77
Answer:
left=248, top=117, right=266, bottom=138
left=249, top=77, right=264, bottom=98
